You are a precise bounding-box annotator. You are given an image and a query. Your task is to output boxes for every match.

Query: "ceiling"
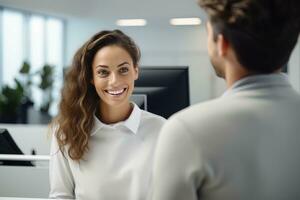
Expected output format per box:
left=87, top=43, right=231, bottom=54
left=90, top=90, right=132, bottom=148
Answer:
left=0, top=0, right=207, bottom=25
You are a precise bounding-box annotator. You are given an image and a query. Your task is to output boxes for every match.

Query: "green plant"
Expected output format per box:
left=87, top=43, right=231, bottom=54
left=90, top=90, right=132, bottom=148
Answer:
left=0, top=79, right=24, bottom=121
left=19, top=61, right=35, bottom=97
left=0, top=61, right=55, bottom=123
left=39, top=64, right=54, bottom=113
left=0, top=61, right=33, bottom=123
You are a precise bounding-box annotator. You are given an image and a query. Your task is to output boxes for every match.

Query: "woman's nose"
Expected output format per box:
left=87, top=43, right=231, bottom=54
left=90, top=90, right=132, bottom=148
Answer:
left=108, top=73, right=119, bottom=85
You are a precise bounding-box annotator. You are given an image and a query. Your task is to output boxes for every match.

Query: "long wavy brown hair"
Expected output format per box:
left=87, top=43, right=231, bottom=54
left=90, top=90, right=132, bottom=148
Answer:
left=51, top=30, right=141, bottom=161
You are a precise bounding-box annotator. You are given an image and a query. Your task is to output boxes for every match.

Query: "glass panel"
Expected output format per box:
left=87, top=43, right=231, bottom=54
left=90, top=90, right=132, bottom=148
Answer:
left=2, top=10, right=24, bottom=86
left=1, top=9, right=64, bottom=121
left=46, top=18, right=64, bottom=116
left=29, top=15, right=45, bottom=109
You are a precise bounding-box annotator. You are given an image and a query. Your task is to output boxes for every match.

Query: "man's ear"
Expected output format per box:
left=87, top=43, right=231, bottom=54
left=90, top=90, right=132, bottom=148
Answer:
left=134, top=66, right=139, bottom=80
left=217, top=34, right=229, bottom=57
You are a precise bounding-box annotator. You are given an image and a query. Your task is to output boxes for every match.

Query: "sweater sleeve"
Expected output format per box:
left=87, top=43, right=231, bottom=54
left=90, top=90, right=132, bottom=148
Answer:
left=150, top=117, right=203, bottom=200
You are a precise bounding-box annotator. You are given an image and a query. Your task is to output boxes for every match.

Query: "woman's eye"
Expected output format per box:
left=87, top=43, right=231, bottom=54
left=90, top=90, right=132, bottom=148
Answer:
left=119, top=67, right=129, bottom=74
left=97, top=69, right=109, bottom=77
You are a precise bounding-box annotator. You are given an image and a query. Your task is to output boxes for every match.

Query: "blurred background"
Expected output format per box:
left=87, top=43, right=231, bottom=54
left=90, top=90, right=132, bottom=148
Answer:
left=0, top=0, right=299, bottom=124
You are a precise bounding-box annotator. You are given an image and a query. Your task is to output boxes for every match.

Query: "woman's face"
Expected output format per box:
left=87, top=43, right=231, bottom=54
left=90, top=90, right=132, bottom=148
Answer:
left=91, top=45, right=138, bottom=108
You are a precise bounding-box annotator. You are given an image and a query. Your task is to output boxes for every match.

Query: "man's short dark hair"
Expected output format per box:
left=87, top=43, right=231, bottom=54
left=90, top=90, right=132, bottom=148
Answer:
left=198, top=0, right=300, bottom=73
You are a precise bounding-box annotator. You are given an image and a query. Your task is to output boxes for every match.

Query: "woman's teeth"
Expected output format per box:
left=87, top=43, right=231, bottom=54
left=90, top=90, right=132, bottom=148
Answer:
left=106, top=88, right=126, bottom=95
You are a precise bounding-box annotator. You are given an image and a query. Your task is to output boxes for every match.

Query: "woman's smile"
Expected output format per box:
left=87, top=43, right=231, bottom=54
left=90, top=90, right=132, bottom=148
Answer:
left=105, top=87, right=127, bottom=96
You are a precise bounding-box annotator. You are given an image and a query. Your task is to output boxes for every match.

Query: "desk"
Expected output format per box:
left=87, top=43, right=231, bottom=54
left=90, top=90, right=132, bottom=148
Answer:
left=0, top=154, right=50, bottom=161
left=0, top=198, right=51, bottom=200
left=0, top=198, right=73, bottom=200
left=0, top=165, right=49, bottom=198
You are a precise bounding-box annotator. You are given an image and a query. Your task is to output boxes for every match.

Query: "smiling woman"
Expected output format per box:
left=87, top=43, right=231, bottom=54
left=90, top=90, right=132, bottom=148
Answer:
left=49, top=30, right=166, bottom=200
left=91, top=45, right=139, bottom=124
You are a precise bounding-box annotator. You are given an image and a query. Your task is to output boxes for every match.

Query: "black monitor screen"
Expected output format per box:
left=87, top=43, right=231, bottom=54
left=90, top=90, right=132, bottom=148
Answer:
left=134, top=67, right=190, bottom=119
left=0, top=128, right=33, bottom=166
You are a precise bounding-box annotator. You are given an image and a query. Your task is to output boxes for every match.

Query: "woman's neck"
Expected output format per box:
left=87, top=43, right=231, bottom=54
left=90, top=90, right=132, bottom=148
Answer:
left=98, top=102, right=133, bottom=124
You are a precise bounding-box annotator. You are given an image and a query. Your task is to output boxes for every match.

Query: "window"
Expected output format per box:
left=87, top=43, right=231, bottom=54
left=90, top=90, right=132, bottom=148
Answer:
left=0, top=7, right=64, bottom=116
left=2, top=9, right=24, bottom=86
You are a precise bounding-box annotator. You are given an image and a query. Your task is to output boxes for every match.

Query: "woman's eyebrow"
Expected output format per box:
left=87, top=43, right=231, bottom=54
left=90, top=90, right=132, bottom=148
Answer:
left=117, top=62, right=130, bottom=67
left=96, top=62, right=129, bottom=69
left=96, top=65, right=109, bottom=68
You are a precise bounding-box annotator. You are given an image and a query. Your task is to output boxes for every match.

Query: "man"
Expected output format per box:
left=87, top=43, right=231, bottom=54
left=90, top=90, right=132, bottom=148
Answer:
left=150, top=0, right=300, bottom=199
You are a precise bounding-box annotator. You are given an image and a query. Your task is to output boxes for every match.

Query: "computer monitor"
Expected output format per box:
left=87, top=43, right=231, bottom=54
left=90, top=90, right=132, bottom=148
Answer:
left=0, top=128, right=33, bottom=166
left=133, top=67, right=190, bottom=119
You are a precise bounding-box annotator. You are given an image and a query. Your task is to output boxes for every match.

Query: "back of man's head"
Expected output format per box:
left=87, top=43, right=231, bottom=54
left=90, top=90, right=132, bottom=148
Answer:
left=198, top=0, right=300, bottom=73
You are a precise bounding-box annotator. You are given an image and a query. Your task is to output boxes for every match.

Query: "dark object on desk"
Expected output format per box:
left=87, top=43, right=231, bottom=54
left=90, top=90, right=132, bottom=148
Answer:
left=0, top=128, right=33, bottom=166
left=134, top=67, right=190, bottom=119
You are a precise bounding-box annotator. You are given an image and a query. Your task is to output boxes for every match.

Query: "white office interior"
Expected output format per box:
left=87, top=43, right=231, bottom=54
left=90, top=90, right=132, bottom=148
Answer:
left=0, top=0, right=299, bottom=199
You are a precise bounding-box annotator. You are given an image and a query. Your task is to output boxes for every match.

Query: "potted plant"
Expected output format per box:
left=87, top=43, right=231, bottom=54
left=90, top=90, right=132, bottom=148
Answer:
left=0, top=62, right=55, bottom=124
left=18, top=61, right=34, bottom=123
left=0, top=79, right=24, bottom=123
left=39, top=64, right=54, bottom=114
left=0, top=62, right=34, bottom=123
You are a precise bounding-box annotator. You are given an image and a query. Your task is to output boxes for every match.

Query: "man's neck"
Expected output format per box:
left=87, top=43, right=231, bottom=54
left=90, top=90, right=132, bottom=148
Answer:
left=223, top=60, right=253, bottom=89
left=225, top=68, right=250, bottom=89
left=224, top=62, right=282, bottom=89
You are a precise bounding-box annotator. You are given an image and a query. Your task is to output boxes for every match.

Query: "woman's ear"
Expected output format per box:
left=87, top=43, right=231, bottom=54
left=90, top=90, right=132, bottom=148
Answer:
left=134, top=66, right=139, bottom=80
left=90, top=79, right=94, bottom=85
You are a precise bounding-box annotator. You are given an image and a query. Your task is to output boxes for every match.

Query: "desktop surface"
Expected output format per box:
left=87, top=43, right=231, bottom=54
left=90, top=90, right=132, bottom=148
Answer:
left=0, top=198, right=50, bottom=200
left=0, top=198, right=73, bottom=200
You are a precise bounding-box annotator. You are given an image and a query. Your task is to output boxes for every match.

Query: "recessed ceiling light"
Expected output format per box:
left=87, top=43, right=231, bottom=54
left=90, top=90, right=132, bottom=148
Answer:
left=116, top=19, right=147, bottom=26
left=170, top=18, right=201, bottom=26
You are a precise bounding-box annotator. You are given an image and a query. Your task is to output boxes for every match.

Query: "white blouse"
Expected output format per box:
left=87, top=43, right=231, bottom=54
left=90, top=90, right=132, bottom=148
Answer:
left=49, top=103, right=166, bottom=200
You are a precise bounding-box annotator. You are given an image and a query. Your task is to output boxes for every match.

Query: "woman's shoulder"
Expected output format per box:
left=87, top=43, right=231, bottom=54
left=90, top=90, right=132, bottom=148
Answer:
left=140, top=110, right=166, bottom=126
left=136, top=110, right=166, bottom=138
